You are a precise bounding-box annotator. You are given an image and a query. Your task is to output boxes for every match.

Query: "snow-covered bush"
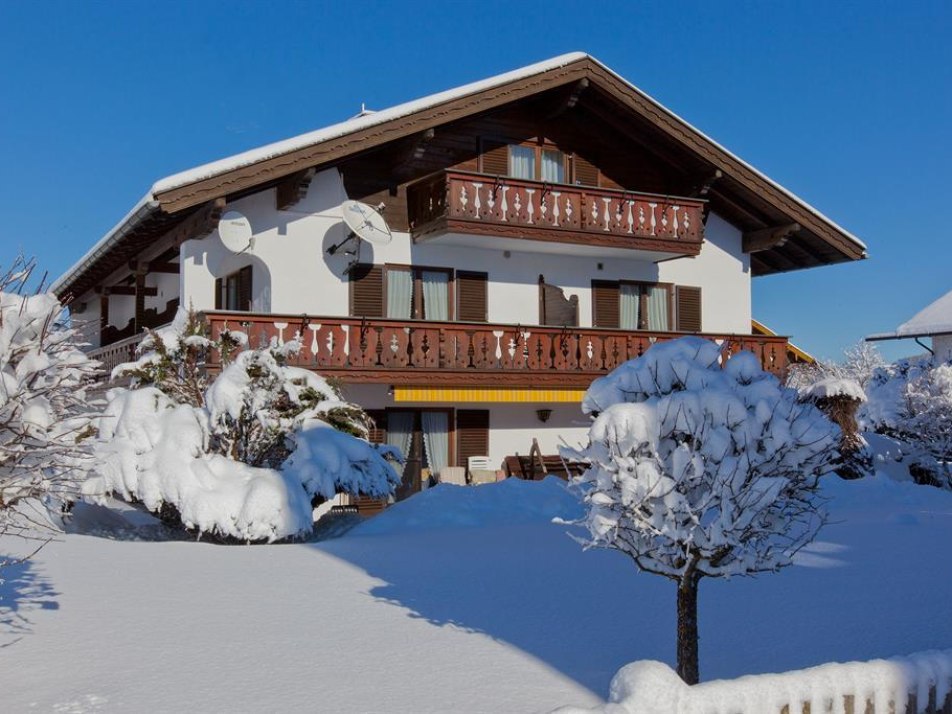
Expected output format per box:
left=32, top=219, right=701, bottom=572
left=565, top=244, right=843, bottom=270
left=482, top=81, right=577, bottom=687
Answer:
left=0, top=256, right=99, bottom=540
left=863, top=356, right=952, bottom=489
left=786, top=340, right=885, bottom=393
left=83, top=309, right=401, bottom=542
left=564, top=337, right=839, bottom=684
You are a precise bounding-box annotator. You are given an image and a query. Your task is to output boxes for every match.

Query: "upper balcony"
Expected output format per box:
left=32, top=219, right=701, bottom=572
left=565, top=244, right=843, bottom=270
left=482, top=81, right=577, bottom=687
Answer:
left=201, top=311, right=789, bottom=386
left=407, top=170, right=706, bottom=258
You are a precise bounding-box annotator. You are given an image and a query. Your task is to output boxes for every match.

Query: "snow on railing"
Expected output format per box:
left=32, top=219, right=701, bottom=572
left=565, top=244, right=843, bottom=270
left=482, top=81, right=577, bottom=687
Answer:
left=556, top=651, right=952, bottom=714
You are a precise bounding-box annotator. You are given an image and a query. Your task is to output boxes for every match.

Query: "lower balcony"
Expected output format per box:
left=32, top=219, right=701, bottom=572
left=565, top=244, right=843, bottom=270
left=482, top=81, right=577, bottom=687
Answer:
left=203, top=312, right=789, bottom=386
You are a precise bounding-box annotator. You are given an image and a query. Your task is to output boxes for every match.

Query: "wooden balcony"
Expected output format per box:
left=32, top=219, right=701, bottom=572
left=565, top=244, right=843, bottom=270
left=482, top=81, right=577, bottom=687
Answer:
left=87, top=332, right=148, bottom=375
left=203, top=312, right=789, bottom=386
left=407, top=170, right=706, bottom=256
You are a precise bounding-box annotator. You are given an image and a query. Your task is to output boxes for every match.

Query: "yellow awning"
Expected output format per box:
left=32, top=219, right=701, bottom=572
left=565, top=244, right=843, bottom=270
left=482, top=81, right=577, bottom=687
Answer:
left=393, top=387, right=586, bottom=403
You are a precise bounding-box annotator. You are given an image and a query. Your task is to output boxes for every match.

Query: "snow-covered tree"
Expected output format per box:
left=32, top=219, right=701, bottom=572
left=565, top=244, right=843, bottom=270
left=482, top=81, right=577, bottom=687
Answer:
left=786, top=340, right=885, bottom=394
left=798, top=378, right=870, bottom=479
left=83, top=309, right=401, bottom=542
left=563, top=337, right=839, bottom=684
left=0, top=256, right=99, bottom=542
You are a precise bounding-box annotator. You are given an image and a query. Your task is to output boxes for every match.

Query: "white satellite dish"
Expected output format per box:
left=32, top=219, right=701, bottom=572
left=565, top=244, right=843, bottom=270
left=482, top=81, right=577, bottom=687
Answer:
left=329, top=200, right=392, bottom=255
left=218, top=211, right=254, bottom=254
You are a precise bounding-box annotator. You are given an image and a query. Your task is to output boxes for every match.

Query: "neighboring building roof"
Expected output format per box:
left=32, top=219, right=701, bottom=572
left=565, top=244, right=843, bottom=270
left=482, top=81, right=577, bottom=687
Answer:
left=53, top=52, right=867, bottom=298
left=751, top=319, right=815, bottom=364
left=867, top=288, right=952, bottom=342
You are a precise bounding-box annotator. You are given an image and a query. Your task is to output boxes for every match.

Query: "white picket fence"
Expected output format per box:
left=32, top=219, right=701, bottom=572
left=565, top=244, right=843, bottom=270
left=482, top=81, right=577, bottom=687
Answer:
left=557, top=650, right=952, bottom=714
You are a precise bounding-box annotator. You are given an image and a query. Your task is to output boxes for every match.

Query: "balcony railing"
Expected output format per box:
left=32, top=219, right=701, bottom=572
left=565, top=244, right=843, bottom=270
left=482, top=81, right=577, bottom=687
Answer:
left=203, top=312, right=789, bottom=385
left=407, top=170, right=706, bottom=255
left=87, top=332, right=148, bottom=376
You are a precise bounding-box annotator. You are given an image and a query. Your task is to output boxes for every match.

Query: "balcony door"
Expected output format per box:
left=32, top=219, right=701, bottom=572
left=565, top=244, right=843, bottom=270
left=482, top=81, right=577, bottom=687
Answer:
left=385, top=267, right=452, bottom=321
left=385, top=409, right=452, bottom=500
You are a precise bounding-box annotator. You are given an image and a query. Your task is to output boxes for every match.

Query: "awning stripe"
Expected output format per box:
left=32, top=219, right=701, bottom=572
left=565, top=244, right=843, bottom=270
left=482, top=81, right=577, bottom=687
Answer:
left=393, top=387, right=586, bottom=403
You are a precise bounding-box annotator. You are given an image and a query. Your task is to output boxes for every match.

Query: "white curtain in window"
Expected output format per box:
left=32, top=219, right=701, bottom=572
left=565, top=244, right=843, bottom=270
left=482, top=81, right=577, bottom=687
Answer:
left=647, top=286, right=669, bottom=331
left=421, top=270, right=449, bottom=321
left=509, top=145, right=535, bottom=180
left=386, top=268, right=413, bottom=319
left=541, top=150, right=564, bottom=183
left=386, top=411, right=415, bottom=475
left=421, top=411, right=449, bottom=478
left=619, top=284, right=641, bottom=330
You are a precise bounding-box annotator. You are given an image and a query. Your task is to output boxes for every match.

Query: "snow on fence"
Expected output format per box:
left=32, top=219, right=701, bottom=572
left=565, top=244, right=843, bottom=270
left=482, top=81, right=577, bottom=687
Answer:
left=560, top=650, right=952, bottom=714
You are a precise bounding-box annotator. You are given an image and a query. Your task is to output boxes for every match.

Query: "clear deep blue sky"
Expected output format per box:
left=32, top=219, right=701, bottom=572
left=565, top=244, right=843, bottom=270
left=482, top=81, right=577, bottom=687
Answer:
left=1, top=1, right=948, bottom=362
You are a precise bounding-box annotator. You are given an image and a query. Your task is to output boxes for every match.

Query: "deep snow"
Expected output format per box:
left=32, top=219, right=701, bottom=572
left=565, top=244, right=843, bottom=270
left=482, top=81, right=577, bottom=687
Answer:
left=3, top=474, right=952, bottom=713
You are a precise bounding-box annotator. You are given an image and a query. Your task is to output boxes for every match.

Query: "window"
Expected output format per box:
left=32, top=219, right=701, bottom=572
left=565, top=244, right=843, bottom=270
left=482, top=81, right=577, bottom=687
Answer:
left=350, top=265, right=488, bottom=322
left=505, top=143, right=567, bottom=183
left=215, top=266, right=252, bottom=311
left=593, top=280, right=672, bottom=331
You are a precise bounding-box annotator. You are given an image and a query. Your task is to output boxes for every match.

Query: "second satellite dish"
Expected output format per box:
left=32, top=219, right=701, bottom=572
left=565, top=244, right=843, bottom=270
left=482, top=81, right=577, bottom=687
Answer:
left=218, top=211, right=254, bottom=254
left=328, top=200, right=392, bottom=255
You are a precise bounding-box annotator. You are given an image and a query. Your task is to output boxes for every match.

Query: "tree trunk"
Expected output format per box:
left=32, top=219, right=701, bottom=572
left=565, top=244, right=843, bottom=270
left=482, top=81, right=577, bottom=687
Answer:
left=676, top=573, right=701, bottom=685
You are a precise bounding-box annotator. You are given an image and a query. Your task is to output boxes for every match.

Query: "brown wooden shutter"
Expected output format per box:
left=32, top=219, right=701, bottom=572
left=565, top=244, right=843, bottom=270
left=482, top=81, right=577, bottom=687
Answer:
left=214, top=278, right=223, bottom=310
left=573, top=155, right=599, bottom=186
left=237, top=265, right=253, bottom=311
left=676, top=286, right=702, bottom=332
left=592, top=280, right=620, bottom=328
left=456, top=271, right=488, bottom=322
left=456, top=409, right=490, bottom=469
left=480, top=139, right=509, bottom=175
left=539, top=276, right=578, bottom=326
left=349, top=264, right=384, bottom=317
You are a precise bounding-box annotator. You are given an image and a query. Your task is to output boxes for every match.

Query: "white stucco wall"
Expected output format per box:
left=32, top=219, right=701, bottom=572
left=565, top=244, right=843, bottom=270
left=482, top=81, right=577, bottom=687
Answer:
left=181, top=168, right=751, bottom=334
left=934, top=335, right=952, bottom=362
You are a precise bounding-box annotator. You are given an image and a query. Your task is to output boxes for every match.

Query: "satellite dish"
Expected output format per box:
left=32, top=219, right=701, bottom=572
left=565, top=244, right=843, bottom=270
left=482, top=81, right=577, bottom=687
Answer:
left=340, top=200, right=392, bottom=247
left=218, top=211, right=254, bottom=254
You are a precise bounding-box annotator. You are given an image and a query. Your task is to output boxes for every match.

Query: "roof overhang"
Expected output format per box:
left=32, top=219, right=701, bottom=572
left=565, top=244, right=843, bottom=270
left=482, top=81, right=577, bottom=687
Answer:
left=54, top=52, right=867, bottom=299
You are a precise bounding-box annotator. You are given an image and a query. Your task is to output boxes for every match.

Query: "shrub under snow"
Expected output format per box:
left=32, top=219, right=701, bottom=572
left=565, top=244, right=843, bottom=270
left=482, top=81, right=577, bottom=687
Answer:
left=565, top=337, right=839, bottom=684
left=83, top=310, right=400, bottom=542
left=0, top=258, right=99, bottom=539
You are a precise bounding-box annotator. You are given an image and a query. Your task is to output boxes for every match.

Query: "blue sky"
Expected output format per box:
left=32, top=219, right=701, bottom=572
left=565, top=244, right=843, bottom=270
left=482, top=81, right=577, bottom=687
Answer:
left=1, top=1, right=949, bottom=362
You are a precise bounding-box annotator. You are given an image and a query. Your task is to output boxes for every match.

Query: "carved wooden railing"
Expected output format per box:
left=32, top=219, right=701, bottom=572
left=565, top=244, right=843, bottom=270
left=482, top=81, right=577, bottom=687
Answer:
left=203, top=312, right=789, bottom=384
left=407, top=170, right=706, bottom=254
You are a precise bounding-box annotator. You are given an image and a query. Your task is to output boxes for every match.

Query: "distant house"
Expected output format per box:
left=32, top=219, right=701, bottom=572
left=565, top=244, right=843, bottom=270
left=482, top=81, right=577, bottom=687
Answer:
left=53, top=52, right=865, bottom=506
left=867, top=289, right=952, bottom=360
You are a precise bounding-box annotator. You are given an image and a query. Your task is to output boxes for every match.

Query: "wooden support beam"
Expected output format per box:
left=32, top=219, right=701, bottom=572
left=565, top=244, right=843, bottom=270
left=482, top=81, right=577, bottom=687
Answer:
left=275, top=168, right=316, bottom=211
left=691, top=169, right=723, bottom=198
left=547, top=78, right=589, bottom=119
left=105, top=285, right=157, bottom=297
left=743, top=222, right=801, bottom=253
left=167, top=197, right=226, bottom=248
left=134, top=262, right=147, bottom=332
left=128, top=260, right=180, bottom=274
left=99, top=289, right=109, bottom=335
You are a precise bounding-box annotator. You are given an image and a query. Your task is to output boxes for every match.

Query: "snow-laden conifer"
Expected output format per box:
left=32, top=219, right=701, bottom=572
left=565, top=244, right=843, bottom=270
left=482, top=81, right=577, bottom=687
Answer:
left=83, top=309, right=401, bottom=542
left=564, top=337, right=839, bottom=684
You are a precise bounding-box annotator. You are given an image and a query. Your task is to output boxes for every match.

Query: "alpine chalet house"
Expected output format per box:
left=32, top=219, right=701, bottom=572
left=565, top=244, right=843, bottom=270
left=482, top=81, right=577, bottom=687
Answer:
left=54, top=53, right=866, bottom=503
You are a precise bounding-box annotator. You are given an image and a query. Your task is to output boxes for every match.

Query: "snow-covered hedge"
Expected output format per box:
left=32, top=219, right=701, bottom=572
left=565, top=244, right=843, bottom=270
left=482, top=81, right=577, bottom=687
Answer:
left=555, top=650, right=952, bottom=714
left=83, top=310, right=401, bottom=542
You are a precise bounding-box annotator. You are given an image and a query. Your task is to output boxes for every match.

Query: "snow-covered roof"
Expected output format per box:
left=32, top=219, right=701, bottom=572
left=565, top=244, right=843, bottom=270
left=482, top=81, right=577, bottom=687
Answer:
left=53, top=51, right=867, bottom=295
left=867, top=288, right=952, bottom=341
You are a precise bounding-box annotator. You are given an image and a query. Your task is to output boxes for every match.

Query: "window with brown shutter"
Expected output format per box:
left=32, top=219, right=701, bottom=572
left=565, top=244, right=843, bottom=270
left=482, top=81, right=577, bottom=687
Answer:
left=456, top=409, right=489, bottom=469
left=592, top=280, right=620, bottom=328
left=676, top=286, right=702, bottom=332
left=349, top=264, right=384, bottom=317
left=217, top=266, right=253, bottom=311
left=456, top=271, right=488, bottom=322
